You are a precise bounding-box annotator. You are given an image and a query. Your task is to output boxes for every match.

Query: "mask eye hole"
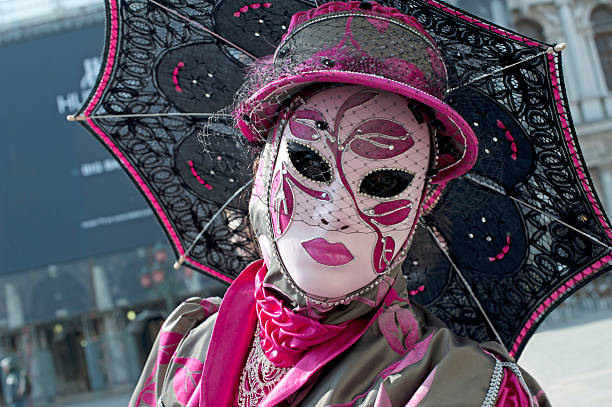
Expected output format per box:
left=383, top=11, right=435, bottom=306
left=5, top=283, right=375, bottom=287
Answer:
left=360, top=169, right=414, bottom=198
left=287, top=141, right=332, bottom=183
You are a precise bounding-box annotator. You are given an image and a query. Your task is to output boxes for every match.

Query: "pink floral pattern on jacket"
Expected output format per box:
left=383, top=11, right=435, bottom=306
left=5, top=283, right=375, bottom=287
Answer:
left=131, top=297, right=220, bottom=407
left=378, top=286, right=420, bottom=354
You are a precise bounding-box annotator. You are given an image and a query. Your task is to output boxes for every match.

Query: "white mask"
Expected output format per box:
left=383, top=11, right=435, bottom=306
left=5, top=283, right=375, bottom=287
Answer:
left=252, top=85, right=431, bottom=299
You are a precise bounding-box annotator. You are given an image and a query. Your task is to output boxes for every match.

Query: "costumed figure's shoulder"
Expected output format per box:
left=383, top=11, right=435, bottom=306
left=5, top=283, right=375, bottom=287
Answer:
left=306, top=301, right=550, bottom=407
left=129, top=296, right=222, bottom=407
left=163, top=296, right=222, bottom=333
left=478, top=341, right=551, bottom=407
left=395, top=303, right=551, bottom=407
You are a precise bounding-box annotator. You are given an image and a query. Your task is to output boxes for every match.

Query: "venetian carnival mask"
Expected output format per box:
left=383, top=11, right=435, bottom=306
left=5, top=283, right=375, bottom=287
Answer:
left=251, top=85, right=432, bottom=299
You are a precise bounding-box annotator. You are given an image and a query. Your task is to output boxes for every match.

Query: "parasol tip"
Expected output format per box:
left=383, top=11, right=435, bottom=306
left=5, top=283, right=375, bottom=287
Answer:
left=548, top=43, right=568, bottom=53
left=173, top=255, right=186, bottom=270
left=66, top=114, right=87, bottom=121
left=66, top=115, right=76, bottom=121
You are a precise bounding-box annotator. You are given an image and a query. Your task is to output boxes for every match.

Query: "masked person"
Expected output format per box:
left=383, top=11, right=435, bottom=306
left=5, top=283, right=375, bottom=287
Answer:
left=131, top=2, right=549, bottom=406
left=1, top=357, right=29, bottom=407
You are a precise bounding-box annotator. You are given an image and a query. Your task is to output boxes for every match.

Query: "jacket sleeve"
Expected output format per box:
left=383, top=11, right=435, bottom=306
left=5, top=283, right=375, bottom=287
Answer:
left=493, top=365, right=550, bottom=407
left=129, top=296, right=221, bottom=407
left=480, top=342, right=550, bottom=407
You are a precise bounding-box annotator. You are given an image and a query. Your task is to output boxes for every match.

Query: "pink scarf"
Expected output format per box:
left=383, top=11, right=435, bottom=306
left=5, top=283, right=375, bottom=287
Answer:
left=254, top=264, right=348, bottom=367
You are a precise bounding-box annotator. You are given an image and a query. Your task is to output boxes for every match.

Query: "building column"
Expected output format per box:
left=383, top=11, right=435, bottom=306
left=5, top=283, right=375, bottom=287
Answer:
left=187, top=270, right=204, bottom=294
left=599, top=168, right=612, bottom=217
left=102, top=315, right=130, bottom=385
left=82, top=317, right=106, bottom=391
left=556, top=0, right=585, bottom=100
left=5, top=283, right=24, bottom=328
left=91, top=265, right=130, bottom=385
left=582, top=24, right=612, bottom=117
left=582, top=26, right=608, bottom=96
left=29, top=329, right=57, bottom=404
left=92, top=265, right=113, bottom=312
left=490, top=0, right=511, bottom=29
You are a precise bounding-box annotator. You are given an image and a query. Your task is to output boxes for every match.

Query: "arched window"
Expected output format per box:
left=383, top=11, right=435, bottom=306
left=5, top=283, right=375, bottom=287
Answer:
left=592, top=6, right=612, bottom=89
left=515, top=19, right=545, bottom=43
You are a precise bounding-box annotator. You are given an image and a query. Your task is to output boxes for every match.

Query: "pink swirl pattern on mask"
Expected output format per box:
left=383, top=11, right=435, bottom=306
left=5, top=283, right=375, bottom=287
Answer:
left=369, top=200, right=413, bottom=226
left=350, top=119, right=415, bottom=159
left=270, top=168, right=294, bottom=237
left=289, top=108, right=325, bottom=141
left=254, top=264, right=348, bottom=367
left=320, top=89, right=415, bottom=273
left=373, top=236, right=395, bottom=272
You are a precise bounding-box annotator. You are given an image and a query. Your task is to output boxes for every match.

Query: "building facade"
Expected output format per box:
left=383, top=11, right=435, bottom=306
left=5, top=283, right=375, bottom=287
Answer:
left=0, top=1, right=229, bottom=402
left=507, top=0, right=612, bottom=316
left=507, top=0, right=612, bottom=215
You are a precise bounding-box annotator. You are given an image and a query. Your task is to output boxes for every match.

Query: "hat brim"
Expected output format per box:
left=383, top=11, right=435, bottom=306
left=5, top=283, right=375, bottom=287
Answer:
left=237, top=70, right=478, bottom=184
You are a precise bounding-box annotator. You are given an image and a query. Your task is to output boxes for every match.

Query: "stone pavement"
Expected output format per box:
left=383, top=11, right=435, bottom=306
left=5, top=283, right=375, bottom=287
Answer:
left=33, top=386, right=132, bottom=407
left=57, top=392, right=131, bottom=407
left=520, top=314, right=612, bottom=407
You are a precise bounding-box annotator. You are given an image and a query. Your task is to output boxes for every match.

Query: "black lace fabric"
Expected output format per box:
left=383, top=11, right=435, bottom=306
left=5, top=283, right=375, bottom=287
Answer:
left=77, top=0, right=612, bottom=357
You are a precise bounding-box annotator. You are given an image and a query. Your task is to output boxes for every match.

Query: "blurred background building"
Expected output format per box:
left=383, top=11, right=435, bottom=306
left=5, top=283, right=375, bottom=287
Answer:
left=0, top=0, right=610, bottom=405
left=0, top=0, right=228, bottom=404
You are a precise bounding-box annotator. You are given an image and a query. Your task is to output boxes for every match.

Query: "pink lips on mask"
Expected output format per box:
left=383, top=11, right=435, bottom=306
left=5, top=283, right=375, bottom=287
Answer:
left=301, top=238, right=354, bottom=267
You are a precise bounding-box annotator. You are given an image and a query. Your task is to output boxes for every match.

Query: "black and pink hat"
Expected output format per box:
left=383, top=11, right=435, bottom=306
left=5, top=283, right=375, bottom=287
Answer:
left=235, top=0, right=478, bottom=183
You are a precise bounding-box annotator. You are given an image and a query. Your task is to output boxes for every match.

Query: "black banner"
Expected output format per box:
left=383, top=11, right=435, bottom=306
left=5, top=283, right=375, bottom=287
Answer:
left=0, top=24, right=165, bottom=275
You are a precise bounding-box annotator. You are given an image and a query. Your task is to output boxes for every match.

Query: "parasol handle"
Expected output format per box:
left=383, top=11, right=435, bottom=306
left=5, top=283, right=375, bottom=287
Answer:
left=447, top=42, right=568, bottom=94
left=547, top=43, right=567, bottom=54
left=174, top=255, right=185, bottom=270
left=66, top=113, right=231, bottom=121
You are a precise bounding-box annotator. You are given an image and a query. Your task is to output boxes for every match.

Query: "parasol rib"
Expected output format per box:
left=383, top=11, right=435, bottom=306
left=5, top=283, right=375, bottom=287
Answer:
left=424, top=224, right=508, bottom=349
left=67, top=112, right=233, bottom=121
left=446, top=43, right=567, bottom=94
left=464, top=173, right=612, bottom=251
left=174, top=179, right=254, bottom=269
left=148, top=0, right=257, bottom=60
